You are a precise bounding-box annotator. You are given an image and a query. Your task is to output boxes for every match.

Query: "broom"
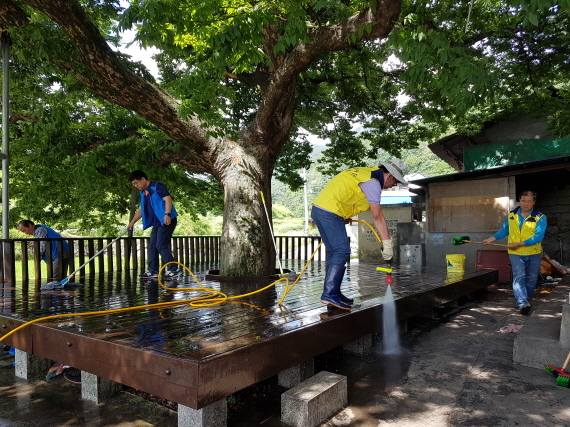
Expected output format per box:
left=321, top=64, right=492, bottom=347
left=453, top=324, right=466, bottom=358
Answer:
left=41, top=229, right=129, bottom=290
left=452, top=236, right=509, bottom=248
left=545, top=351, right=570, bottom=387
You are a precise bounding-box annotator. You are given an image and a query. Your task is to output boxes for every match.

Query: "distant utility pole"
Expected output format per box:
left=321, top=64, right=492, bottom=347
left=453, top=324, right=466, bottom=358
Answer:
left=303, top=168, right=309, bottom=233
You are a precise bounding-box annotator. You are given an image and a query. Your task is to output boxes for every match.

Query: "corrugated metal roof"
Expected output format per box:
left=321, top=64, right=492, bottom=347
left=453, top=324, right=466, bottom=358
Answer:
left=409, top=155, right=570, bottom=187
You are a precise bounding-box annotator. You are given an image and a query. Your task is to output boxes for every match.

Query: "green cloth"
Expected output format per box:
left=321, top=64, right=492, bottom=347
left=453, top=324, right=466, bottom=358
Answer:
left=463, top=138, right=570, bottom=171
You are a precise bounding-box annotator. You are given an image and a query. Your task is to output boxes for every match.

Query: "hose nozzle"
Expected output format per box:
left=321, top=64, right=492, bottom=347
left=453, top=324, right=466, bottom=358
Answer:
left=377, top=260, right=393, bottom=284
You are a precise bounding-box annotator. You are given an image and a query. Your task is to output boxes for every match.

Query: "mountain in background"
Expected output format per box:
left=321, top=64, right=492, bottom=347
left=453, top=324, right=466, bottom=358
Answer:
left=271, top=141, right=454, bottom=217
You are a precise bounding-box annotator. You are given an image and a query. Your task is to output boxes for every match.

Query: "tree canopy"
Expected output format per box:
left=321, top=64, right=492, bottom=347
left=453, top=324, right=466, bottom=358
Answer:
left=1, top=0, right=569, bottom=275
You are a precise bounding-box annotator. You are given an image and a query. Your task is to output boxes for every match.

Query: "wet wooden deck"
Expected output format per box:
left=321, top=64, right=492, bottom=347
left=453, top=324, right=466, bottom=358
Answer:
left=0, top=261, right=498, bottom=409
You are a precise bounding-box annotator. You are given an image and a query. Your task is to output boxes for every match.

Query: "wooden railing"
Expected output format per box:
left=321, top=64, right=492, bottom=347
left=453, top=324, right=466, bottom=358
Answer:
left=0, top=235, right=325, bottom=284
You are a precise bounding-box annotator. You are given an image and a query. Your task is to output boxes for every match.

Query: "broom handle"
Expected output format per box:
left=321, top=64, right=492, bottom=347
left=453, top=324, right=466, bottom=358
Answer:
left=61, top=229, right=129, bottom=284
left=561, top=351, right=570, bottom=372
left=463, top=240, right=510, bottom=248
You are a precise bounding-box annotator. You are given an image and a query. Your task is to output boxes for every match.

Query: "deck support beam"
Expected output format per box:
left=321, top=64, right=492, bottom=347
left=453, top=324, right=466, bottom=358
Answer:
left=14, top=349, right=51, bottom=380
left=343, top=333, right=372, bottom=355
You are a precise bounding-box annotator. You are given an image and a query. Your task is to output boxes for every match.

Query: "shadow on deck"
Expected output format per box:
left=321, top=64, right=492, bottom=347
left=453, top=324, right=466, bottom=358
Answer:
left=0, top=261, right=497, bottom=410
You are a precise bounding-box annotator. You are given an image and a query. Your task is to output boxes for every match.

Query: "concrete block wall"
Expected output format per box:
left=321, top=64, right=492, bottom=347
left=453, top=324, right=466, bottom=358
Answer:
left=358, top=206, right=414, bottom=263
left=537, top=186, right=570, bottom=266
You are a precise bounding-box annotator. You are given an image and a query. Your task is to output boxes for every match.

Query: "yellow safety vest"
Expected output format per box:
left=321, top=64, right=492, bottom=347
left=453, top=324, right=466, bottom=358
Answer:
left=507, top=209, right=543, bottom=255
left=312, top=167, right=382, bottom=219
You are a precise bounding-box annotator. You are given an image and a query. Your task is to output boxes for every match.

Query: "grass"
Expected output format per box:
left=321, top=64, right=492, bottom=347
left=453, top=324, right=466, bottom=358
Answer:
left=13, top=257, right=135, bottom=281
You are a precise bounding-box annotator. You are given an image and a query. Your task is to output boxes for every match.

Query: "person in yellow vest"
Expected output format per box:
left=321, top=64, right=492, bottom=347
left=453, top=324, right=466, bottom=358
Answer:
left=311, top=158, right=408, bottom=310
left=482, top=191, right=546, bottom=315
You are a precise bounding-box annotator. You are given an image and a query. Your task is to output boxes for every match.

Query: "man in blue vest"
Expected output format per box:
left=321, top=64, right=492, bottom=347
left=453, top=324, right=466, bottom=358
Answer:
left=311, top=158, right=408, bottom=310
left=128, top=170, right=181, bottom=279
left=482, top=190, right=546, bottom=315
left=17, top=220, right=69, bottom=280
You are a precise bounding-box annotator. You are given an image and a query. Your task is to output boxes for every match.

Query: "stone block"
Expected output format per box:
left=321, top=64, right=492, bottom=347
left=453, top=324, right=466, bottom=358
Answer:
left=399, top=319, right=408, bottom=334
left=14, top=350, right=51, bottom=380
left=281, top=371, right=347, bottom=427
left=343, top=333, right=372, bottom=355
left=279, top=359, right=314, bottom=388
left=513, top=283, right=570, bottom=369
left=81, top=371, right=122, bottom=403
left=178, top=399, right=227, bottom=427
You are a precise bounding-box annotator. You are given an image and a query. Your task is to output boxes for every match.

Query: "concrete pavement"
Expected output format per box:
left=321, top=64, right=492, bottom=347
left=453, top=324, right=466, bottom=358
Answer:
left=319, top=280, right=570, bottom=426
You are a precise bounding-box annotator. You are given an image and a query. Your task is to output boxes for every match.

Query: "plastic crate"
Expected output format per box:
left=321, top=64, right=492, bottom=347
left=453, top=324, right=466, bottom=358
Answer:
left=476, top=250, right=512, bottom=283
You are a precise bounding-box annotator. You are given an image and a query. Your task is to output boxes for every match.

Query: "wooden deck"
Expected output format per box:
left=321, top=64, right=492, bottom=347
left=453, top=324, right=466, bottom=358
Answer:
left=0, top=261, right=498, bottom=410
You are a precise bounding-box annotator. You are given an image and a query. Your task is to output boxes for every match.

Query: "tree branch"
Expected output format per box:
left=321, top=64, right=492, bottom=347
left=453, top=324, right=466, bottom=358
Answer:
left=0, top=0, right=30, bottom=31
left=19, top=0, right=214, bottom=173
left=252, top=1, right=401, bottom=141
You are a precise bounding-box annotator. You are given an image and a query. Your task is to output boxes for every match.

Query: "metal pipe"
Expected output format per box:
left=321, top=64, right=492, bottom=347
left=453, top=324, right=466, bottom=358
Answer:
left=259, top=191, right=284, bottom=276
left=1, top=34, right=10, bottom=239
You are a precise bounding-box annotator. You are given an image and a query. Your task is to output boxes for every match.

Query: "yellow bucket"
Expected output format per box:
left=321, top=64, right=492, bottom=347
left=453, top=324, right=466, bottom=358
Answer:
left=446, top=254, right=466, bottom=273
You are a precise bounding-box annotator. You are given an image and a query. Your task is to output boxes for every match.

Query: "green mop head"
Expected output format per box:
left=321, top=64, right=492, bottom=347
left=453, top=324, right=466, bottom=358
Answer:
left=451, top=236, right=470, bottom=246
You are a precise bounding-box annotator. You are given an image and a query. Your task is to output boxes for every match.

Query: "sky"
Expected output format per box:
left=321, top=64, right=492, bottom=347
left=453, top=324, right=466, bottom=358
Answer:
left=119, top=29, right=160, bottom=79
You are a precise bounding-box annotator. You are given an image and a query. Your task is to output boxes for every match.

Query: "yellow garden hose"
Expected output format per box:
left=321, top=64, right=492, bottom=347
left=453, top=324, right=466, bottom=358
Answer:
left=0, top=219, right=387, bottom=343
left=0, top=261, right=293, bottom=343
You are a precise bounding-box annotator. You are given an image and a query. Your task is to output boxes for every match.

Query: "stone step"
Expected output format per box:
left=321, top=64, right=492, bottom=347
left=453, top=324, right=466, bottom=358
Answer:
left=513, top=282, right=570, bottom=369
left=281, top=371, right=347, bottom=427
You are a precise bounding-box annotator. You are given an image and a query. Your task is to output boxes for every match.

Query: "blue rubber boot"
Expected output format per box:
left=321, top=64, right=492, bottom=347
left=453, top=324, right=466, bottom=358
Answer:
left=339, top=289, right=354, bottom=305
left=320, top=264, right=351, bottom=310
left=323, top=264, right=353, bottom=305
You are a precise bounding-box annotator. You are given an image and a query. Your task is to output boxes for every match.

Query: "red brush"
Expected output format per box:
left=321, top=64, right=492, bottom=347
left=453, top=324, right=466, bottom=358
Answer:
left=545, top=351, right=570, bottom=387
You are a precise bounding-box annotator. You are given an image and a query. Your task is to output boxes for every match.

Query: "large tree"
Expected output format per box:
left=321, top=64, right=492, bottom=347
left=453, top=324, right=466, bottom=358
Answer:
left=383, top=0, right=570, bottom=142
left=1, top=0, right=402, bottom=276
left=2, top=0, right=569, bottom=276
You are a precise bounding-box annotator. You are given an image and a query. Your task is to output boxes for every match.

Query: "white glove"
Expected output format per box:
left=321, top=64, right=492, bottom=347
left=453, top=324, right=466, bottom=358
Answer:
left=381, top=239, right=394, bottom=261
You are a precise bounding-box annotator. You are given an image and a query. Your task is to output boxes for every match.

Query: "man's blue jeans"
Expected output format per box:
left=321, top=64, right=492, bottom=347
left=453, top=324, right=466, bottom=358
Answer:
left=509, top=253, right=541, bottom=307
left=148, top=217, right=177, bottom=273
left=311, top=206, right=350, bottom=266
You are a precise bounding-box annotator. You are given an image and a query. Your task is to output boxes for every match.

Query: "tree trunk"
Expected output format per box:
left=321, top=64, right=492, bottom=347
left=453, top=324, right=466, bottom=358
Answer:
left=217, top=134, right=276, bottom=276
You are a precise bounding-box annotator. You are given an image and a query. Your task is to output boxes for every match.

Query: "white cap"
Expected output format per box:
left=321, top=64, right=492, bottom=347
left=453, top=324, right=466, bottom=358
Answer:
left=378, top=158, right=408, bottom=183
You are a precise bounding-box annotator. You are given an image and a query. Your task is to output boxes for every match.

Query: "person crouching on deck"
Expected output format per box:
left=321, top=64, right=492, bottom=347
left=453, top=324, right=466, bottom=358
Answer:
left=17, top=220, right=69, bottom=280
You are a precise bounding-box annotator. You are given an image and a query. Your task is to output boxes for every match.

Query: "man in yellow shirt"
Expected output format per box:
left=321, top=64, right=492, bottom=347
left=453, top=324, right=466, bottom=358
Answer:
left=311, top=158, right=408, bottom=310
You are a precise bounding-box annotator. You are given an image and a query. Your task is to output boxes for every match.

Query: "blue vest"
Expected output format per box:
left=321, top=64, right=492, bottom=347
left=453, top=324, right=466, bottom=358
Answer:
left=37, top=224, right=69, bottom=261
left=140, top=182, right=178, bottom=230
